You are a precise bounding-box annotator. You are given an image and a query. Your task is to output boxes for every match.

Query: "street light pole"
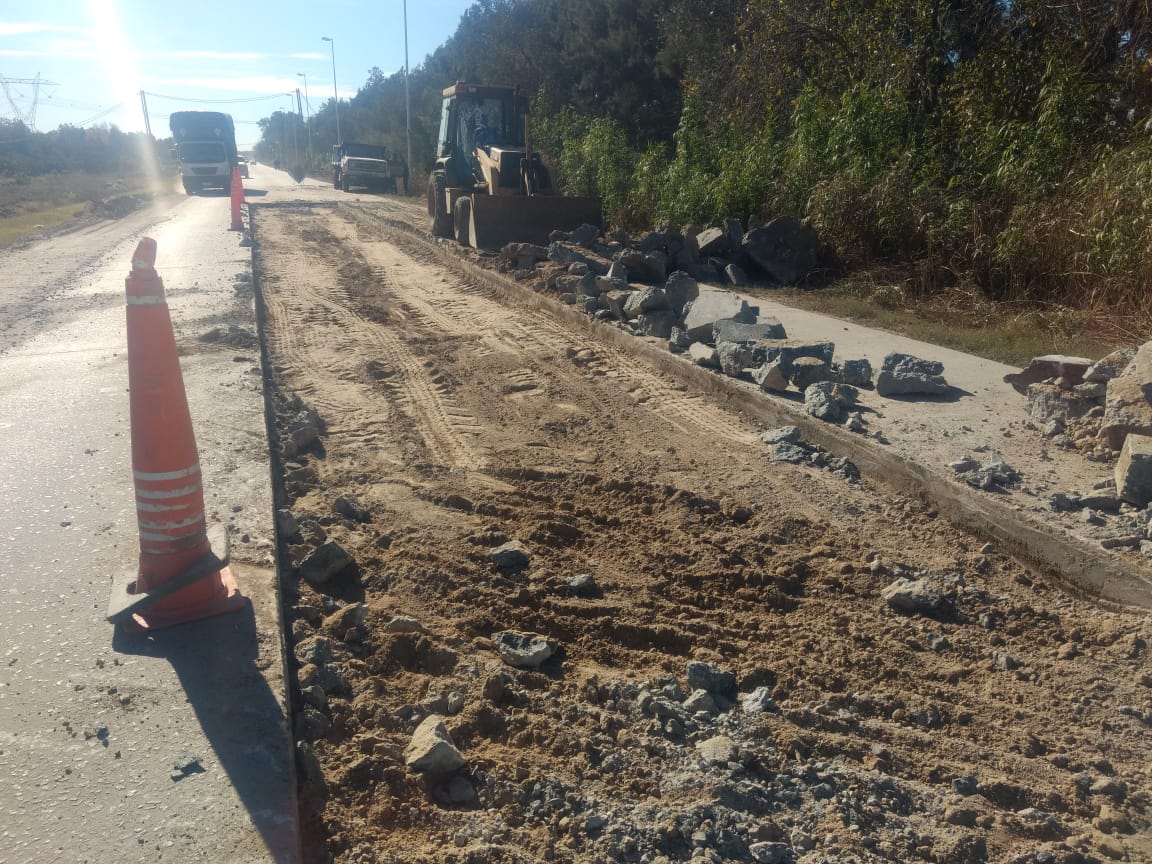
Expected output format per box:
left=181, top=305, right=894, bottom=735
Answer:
left=403, top=0, right=412, bottom=195
left=297, top=72, right=314, bottom=168
left=321, top=36, right=341, bottom=144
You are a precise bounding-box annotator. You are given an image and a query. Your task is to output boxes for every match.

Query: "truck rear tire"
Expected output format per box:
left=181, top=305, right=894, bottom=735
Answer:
left=429, top=173, right=453, bottom=238
left=333, top=170, right=340, bottom=189
left=342, top=176, right=351, bottom=192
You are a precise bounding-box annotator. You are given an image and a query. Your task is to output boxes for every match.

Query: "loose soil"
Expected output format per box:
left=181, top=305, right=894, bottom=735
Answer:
left=252, top=202, right=1152, bottom=864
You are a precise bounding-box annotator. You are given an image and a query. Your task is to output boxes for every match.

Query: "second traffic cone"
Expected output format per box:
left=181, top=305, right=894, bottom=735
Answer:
left=114, top=237, right=244, bottom=632
left=229, top=166, right=244, bottom=231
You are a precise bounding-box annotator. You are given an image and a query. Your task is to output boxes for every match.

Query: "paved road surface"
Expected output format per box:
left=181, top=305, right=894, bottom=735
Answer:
left=0, top=164, right=301, bottom=863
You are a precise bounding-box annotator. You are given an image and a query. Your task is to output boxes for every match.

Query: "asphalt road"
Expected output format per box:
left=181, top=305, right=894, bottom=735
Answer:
left=0, top=166, right=300, bottom=863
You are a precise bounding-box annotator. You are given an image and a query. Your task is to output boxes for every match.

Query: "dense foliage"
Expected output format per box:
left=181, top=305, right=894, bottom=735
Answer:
left=278, top=0, right=1152, bottom=314
left=0, top=119, right=161, bottom=176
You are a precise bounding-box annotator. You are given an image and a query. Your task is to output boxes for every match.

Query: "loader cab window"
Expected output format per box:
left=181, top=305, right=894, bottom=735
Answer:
left=458, top=97, right=524, bottom=151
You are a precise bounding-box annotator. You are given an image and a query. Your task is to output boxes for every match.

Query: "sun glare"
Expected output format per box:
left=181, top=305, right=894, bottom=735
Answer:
left=86, top=0, right=160, bottom=183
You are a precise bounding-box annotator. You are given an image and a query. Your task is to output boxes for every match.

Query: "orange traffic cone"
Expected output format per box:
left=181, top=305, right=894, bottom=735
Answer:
left=107, top=238, right=245, bottom=632
left=229, top=166, right=244, bottom=231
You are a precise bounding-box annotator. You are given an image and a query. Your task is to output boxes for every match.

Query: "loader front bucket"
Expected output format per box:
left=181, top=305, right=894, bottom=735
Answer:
left=466, top=194, right=603, bottom=250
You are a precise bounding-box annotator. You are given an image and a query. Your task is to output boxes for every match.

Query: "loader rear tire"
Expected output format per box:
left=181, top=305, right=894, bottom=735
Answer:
left=429, top=173, right=453, bottom=238
left=453, top=197, right=472, bottom=247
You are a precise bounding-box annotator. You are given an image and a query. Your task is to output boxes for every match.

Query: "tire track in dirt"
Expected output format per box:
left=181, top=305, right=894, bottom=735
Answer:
left=256, top=209, right=482, bottom=471
left=340, top=207, right=758, bottom=450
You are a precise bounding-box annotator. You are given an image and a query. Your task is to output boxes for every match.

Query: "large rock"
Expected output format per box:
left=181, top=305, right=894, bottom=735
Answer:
left=882, top=577, right=948, bottom=615
left=634, top=311, right=677, bottom=339
left=1102, top=375, right=1152, bottom=449
left=791, top=356, right=832, bottom=391
left=804, top=381, right=858, bottom=422
left=299, top=540, right=354, bottom=586
left=696, top=227, right=730, bottom=257
left=1003, top=355, right=1093, bottom=395
left=599, top=289, right=634, bottom=320
left=1134, top=342, right=1152, bottom=402
left=716, top=341, right=754, bottom=377
left=742, top=216, right=822, bottom=284
left=753, top=359, right=789, bottom=392
left=664, top=271, right=700, bottom=314
left=404, top=716, right=466, bottom=776
left=493, top=631, right=557, bottom=668
left=617, top=248, right=668, bottom=283
left=839, top=358, right=873, bottom=388
left=682, top=292, right=758, bottom=342
left=548, top=242, right=610, bottom=274
left=713, top=318, right=787, bottom=344
left=1085, top=347, right=1137, bottom=383
left=689, top=342, right=720, bottom=368
left=748, top=339, right=835, bottom=375
left=1116, top=435, right=1152, bottom=507
left=623, top=286, right=671, bottom=319
left=875, top=352, right=950, bottom=397
left=1026, top=383, right=1094, bottom=424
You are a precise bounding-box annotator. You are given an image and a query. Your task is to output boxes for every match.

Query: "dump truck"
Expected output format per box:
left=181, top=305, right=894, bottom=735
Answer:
left=426, top=83, right=602, bottom=249
left=169, top=110, right=237, bottom=194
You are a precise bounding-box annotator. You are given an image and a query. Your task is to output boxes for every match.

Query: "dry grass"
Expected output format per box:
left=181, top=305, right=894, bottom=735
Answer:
left=757, top=271, right=1140, bottom=367
left=0, top=170, right=180, bottom=248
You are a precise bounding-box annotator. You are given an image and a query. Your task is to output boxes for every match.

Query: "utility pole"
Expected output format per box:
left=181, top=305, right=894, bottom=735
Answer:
left=403, top=0, right=412, bottom=194
left=297, top=73, right=313, bottom=168
left=139, top=90, right=152, bottom=137
left=321, top=37, right=341, bottom=144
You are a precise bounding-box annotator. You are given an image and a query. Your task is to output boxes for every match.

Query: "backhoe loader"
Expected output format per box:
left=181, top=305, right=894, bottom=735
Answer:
left=426, top=82, right=602, bottom=249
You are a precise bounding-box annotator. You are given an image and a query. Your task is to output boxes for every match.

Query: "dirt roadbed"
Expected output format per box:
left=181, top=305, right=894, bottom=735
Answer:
left=251, top=201, right=1151, bottom=864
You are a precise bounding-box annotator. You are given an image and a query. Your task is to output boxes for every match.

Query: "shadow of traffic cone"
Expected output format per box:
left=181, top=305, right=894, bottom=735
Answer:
left=106, top=238, right=245, bottom=632
left=229, top=166, right=244, bottom=231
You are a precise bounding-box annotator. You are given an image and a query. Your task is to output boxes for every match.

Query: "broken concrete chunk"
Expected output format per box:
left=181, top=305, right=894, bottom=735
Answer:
left=716, top=341, right=754, bottom=377
left=713, top=318, right=787, bottom=345
left=695, top=227, right=729, bottom=257
left=1003, top=355, right=1093, bottom=394
left=875, top=352, right=950, bottom=397
left=489, top=541, right=530, bottom=570
left=752, top=359, right=789, bottom=392
left=791, top=356, right=832, bottom=391
left=688, top=342, right=720, bottom=368
left=634, top=311, right=677, bottom=339
left=1085, top=347, right=1137, bottom=383
left=493, top=631, right=557, bottom=668
left=682, top=292, right=758, bottom=342
left=664, top=271, right=700, bottom=314
left=804, top=382, right=859, bottom=423
left=1134, top=341, right=1152, bottom=403
left=686, top=660, right=736, bottom=695
left=299, top=539, right=354, bottom=585
left=838, top=358, right=873, bottom=388
left=1026, top=383, right=1094, bottom=424
left=1102, top=375, right=1152, bottom=449
left=1116, top=435, right=1152, bottom=508
left=623, top=286, right=671, bottom=319
left=759, top=426, right=802, bottom=445
left=742, top=216, right=822, bottom=285
left=748, top=339, right=835, bottom=375
left=617, top=248, right=667, bottom=283
left=567, top=223, right=600, bottom=248
left=404, top=716, right=466, bottom=776
left=882, top=577, right=947, bottom=615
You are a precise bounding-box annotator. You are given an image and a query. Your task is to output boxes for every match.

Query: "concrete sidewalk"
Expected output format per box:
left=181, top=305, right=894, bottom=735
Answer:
left=0, top=198, right=298, bottom=863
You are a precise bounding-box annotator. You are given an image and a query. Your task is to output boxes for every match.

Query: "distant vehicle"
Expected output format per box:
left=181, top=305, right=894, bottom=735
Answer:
left=168, top=110, right=237, bottom=195
left=238, top=158, right=250, bottom=179
left=332, top=142, right=396, bottom=193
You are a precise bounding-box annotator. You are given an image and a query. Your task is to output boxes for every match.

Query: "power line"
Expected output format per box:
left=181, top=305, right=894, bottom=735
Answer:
left=143, top=91, right=289, bottom=105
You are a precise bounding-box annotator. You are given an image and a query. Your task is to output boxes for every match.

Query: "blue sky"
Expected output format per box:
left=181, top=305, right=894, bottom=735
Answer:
left=1, top=0, right=477, bottom=148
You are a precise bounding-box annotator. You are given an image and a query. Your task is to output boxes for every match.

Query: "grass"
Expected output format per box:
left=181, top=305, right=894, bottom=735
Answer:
left=752, top=271, right=1139, bottom=368
left=0, top=170, right=181, bottom=249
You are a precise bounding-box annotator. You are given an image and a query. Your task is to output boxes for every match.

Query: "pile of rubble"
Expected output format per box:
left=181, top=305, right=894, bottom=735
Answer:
left=497, top=223, right=953, bottom=438
left=1005, top=347, right=1152, bottom=535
